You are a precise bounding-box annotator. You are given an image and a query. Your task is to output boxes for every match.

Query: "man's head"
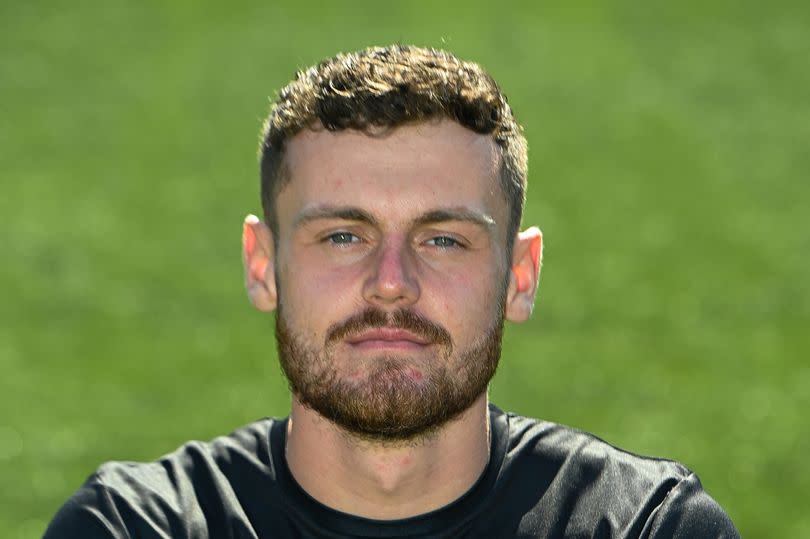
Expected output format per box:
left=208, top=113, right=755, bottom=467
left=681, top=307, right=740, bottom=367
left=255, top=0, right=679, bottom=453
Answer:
left=259, top=44, right=528, bottom=255
left=244, top=45, right=542, bottom=443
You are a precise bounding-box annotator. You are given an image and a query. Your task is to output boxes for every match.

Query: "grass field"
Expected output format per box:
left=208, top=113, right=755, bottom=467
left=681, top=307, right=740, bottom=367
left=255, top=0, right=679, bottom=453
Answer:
left=2, top=1, right=808, bottom=537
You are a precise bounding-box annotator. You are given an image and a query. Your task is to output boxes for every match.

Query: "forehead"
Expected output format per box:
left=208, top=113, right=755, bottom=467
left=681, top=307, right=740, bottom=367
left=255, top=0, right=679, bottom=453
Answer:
left=279, top=121, right=504, bottom=227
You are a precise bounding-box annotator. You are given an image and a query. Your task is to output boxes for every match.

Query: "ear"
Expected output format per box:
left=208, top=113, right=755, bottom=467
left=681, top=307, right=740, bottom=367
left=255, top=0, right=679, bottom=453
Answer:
left=242, top=214, right=277, bottom=312
left=504, top=227, right=543, bottom=323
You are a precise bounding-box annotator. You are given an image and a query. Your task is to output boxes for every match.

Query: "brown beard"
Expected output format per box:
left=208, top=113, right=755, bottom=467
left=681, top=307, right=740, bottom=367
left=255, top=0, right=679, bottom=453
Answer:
left=275, top=306, right=504, bottom=443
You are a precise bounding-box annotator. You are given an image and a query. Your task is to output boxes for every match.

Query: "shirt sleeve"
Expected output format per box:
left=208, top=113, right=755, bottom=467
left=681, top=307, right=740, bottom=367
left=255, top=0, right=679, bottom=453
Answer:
left=642, top=472, right=740, bottom=539
left=43, top=474, right=131, bottom=539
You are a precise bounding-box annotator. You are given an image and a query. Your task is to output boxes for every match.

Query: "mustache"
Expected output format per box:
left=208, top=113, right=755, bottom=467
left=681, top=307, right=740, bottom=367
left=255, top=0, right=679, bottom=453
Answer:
left=326, top=308, right=452, bottom=348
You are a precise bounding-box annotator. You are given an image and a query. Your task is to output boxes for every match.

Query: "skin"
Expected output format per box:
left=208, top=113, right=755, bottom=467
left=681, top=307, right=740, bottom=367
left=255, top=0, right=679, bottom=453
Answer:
left=242, top=120, right=542, bottom=519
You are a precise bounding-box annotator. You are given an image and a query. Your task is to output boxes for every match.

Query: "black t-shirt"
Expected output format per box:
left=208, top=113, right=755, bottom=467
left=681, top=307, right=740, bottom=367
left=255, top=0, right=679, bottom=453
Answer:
left=44, top=406, right=739, bottom=538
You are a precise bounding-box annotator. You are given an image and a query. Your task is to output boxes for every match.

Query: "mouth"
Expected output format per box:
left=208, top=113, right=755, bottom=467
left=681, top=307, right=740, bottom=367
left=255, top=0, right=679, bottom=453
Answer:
left=344, top=328, right=432, bottom=350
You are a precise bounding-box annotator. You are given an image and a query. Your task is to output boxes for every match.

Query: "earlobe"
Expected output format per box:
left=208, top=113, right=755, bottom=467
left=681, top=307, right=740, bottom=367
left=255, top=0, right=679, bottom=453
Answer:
left=242, top=214, right=277, bottom=312
left=504, top=227, right=543, bottom=323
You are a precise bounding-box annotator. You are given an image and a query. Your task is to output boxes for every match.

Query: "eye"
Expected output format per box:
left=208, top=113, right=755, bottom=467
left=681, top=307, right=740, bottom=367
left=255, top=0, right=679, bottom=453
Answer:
left=324, top=231, right=361, bottom=245
left=425, top=236, right=462, bottom=249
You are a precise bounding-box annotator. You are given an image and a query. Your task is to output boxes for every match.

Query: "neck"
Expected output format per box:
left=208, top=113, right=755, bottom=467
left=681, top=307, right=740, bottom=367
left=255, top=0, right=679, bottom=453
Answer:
left=285, top=394, right=491, bottom=520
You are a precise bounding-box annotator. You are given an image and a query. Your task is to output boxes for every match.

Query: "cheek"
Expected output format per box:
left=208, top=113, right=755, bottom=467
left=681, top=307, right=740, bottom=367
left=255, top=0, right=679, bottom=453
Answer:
left=426, top=268, right=503, bottom=323
left=280, top=262, right=363, bottom=332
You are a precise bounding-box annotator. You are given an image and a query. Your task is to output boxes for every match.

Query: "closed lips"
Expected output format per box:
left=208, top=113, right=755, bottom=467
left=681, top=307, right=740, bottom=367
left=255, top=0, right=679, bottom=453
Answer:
left=345, top=328, right=431, bottom=345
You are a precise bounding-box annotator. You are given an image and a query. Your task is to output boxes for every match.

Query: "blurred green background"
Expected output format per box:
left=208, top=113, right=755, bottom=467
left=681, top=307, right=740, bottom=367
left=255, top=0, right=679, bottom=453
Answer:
left=2, top=1, right=808, bottom=536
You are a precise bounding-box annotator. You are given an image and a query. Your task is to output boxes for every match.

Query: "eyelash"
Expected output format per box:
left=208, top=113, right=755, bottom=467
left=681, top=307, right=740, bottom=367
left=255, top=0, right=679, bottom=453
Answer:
left=322, top=232, right=465, bottom=250
left=324, top=232, right=361, bottom=245
left=426, top=236, right=463, bottom=249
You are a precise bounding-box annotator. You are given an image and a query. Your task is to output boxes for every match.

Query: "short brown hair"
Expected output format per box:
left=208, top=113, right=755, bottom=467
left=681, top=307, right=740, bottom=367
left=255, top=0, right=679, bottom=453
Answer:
left=259, top=44, right=528, bottom=249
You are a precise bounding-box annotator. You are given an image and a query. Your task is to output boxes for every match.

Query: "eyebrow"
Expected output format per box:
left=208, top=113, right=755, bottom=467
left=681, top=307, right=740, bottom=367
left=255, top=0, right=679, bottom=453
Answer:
left=293, top=205, right=496, bottom=230
left=413, top=208, right=496, bottom=230
left=293, top=206, right=379, bottom=229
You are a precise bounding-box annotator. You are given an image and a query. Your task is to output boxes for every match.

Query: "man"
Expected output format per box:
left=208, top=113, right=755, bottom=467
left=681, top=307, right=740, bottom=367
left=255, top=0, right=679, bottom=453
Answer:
left=45, top=45, right=739, bottom=538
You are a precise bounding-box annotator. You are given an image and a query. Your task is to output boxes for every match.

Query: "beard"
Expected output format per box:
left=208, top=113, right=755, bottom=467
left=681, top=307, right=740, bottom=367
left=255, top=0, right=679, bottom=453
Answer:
left=275, top=305, right=504, bottom=443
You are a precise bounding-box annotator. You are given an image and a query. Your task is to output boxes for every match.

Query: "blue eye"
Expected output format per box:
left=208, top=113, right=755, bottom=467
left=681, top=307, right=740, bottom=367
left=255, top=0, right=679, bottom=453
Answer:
left=427, top=236, right=461, bottom=248
left=326, top=232, right=360, bottom=245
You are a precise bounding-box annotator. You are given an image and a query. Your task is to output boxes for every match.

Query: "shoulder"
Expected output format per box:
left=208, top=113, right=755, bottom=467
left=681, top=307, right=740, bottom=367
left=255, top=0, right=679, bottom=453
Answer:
left=491, top=408, right=739, bottom=537
left=500, top=409, right=693, bottom=484
left=44, top=418, right=281, bottom=538
left=94, top=417, right=278, bottom=503
left=639, top=471, right=740, bottom=538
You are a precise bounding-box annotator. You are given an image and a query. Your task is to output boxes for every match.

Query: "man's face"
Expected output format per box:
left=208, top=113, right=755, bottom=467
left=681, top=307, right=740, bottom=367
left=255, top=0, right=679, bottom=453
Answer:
left=271, top=121, right=513, bottom=441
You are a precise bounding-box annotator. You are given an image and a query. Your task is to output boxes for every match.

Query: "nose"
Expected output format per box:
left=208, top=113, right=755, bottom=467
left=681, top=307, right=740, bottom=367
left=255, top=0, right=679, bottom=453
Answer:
left=362, top=237, right=420, bottom=307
